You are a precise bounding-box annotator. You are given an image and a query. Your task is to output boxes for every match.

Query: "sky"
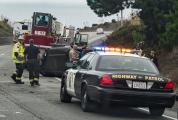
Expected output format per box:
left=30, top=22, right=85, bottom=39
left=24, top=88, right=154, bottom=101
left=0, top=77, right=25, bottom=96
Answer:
left=0, top=0, right=86, bottom=4
left=0, top=0, right=132, bottom=28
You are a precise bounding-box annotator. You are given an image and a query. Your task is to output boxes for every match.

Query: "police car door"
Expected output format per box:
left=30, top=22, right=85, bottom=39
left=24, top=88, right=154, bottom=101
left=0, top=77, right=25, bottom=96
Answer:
left=66, top=53, right=91, bottom=97
left=66, top=69, right=78, bottom=96
left=74, top=53, right=96, bottom=97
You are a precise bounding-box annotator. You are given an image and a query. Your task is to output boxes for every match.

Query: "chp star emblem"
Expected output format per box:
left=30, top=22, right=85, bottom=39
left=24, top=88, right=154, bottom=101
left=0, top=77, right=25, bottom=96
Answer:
left=138, top=76, right=143, bottom=80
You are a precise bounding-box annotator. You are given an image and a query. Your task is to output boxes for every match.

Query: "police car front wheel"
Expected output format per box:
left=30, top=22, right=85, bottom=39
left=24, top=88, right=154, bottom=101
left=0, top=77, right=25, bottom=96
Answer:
left=60, top=84, right=72, bottom=103
left=149, top=107, right=165, bottom=116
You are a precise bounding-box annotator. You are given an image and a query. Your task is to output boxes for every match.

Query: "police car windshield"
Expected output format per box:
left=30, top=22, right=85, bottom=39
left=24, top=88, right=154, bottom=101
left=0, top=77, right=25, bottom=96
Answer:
left=97, top=55, right=159, bottom=74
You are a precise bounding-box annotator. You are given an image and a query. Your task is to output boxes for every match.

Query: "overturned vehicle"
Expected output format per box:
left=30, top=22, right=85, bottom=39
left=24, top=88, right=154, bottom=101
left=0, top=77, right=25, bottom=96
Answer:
left=24, top=12, right=89, bottom=76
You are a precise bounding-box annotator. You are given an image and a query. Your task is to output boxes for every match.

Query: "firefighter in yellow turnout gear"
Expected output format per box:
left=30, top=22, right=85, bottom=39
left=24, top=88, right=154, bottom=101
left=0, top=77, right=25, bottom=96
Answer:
left=11, top=36, right=25, bottom=84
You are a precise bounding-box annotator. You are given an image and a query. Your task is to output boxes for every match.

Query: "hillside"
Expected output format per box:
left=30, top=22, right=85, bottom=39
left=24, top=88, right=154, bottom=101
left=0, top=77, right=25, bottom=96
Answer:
left=106, top=24, right=144, bottom=48
left=0, top=21, right=12, bottom=36
left=0, top=20, right=13, bottom=45
left=159, top=48, right=178, bottom=89
left=80, top=20, right=119, bottom=32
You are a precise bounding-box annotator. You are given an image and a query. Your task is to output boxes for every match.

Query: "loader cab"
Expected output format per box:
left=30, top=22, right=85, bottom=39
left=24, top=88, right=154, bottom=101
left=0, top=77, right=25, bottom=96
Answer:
left=32, top=12, right=53, bottom=36
left=74, top=33, right=88, bottom=46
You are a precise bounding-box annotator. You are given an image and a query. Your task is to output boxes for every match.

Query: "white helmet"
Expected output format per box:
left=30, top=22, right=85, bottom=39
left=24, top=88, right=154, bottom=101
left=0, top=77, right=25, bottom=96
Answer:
left=18, top=35, right=24, bottom=40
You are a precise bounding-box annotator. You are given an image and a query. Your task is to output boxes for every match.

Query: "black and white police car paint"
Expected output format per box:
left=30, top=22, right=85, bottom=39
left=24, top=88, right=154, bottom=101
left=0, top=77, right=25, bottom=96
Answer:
left=66, top=69, right=78, bottom=96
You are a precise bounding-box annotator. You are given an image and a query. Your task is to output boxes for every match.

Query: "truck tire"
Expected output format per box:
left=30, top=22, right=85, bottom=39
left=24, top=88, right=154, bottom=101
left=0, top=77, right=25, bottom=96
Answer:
left=60, top=83, right=72, bottom=103
left=81, top=85, right=93, bottom=112
left=149, top=107, right=165, bottom=116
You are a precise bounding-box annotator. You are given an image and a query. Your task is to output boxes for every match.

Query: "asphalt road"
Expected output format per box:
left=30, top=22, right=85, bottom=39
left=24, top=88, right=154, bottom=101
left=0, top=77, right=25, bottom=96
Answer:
left=0, top=38, right=177, bottom=120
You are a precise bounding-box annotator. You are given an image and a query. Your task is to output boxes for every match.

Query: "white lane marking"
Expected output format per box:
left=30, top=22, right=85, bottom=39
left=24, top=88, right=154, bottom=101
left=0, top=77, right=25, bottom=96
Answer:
left=0, top=53, right=5, bottom=56
left=55, top=77, right=61, bottom=82
left=139, top=108, right=177, bottom=120
left=15, top=112, right=23, bottom=114
left=0, top=114, right=6, bottom=118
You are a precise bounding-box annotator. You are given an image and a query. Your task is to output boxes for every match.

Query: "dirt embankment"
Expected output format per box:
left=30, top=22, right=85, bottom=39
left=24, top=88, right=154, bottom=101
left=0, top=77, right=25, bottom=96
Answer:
left=0, top=21, right=13, bottom=45
left=159, top=48, right=178, bottom=89
left=80, top=22, right=119, bottom=32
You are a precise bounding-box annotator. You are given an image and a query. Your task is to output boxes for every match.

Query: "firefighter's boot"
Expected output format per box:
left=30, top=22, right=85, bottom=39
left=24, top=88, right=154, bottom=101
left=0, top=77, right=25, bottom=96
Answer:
left=11, top=73, right=17, bottom=82
left=30, top=80, right=34, bottom=87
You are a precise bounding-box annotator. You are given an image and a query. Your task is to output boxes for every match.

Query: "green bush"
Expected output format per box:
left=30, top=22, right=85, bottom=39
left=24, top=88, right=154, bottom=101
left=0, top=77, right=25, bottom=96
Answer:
left=112, top=19, right=117, bottom=23
left=92, top=24, right=98, bottom=27
left=106, top=25, right=145, bottom=48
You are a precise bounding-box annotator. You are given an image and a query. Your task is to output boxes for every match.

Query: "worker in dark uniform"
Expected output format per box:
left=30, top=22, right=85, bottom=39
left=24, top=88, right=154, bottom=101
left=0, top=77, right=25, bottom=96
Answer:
left=80, top=43, right=87, bottom=58
left=25, top=39, right=40, bottom=86
left=149, top=50, right=159, bottom=70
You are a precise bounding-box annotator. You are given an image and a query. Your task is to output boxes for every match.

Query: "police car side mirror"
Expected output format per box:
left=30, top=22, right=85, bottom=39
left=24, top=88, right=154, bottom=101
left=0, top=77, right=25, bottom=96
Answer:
left=65, top=62, right=73, bottom=69
left=65, top=62, right=78, bottom=69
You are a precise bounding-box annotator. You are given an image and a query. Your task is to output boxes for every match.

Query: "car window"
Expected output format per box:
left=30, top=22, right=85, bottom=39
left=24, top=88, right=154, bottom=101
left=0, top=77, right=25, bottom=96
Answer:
left=97, top=55, right=159, bottom=74
left=90, top=54, right=99, bottom=70
left=78, top=53, right=91, bottom=67
left=22, top=25, right=28, bottom=30
left=74, top=34, right=81, bottom=44
left=80, top=53, right=91, bottom=61
left=81, top=54, right=95, bottom=69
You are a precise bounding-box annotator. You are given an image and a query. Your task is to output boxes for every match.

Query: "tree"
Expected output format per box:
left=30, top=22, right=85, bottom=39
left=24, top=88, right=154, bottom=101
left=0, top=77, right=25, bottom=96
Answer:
left=112, top=19, right=117, bottom=23
left=92, top=24, right=98, bottom=27
left=159, top=0, right=178, bottom=50
left=87, top=0, right=132, bottom=17
left=132, top=0, right=174, bottom=47
left=87, top=0, right=176, bottom=49
left=3, top=18, right=8, bottom=24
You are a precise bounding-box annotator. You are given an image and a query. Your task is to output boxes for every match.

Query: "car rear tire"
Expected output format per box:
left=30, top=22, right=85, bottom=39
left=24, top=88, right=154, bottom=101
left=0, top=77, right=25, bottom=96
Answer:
left=60, top=84, right=72, bottom=103
left=149, top=107, right=165, bottom=116
left=81, top=85, right=92, bottom=112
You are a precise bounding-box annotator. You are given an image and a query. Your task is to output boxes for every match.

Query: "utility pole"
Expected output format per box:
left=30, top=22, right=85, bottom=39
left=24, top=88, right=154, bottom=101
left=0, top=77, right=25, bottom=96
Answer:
left=116, top=9, right=124, bottom=28
left=121, top=9, right=123, bottom=27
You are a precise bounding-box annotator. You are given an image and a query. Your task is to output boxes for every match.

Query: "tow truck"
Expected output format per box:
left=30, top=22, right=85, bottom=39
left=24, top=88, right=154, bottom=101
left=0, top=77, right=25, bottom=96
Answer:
left=24, top=12, right=89, bottom=76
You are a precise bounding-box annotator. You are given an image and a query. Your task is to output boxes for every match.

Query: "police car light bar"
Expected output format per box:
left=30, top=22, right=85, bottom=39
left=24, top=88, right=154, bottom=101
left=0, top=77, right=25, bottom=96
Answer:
left=93, top=47, right=132, bottom=53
